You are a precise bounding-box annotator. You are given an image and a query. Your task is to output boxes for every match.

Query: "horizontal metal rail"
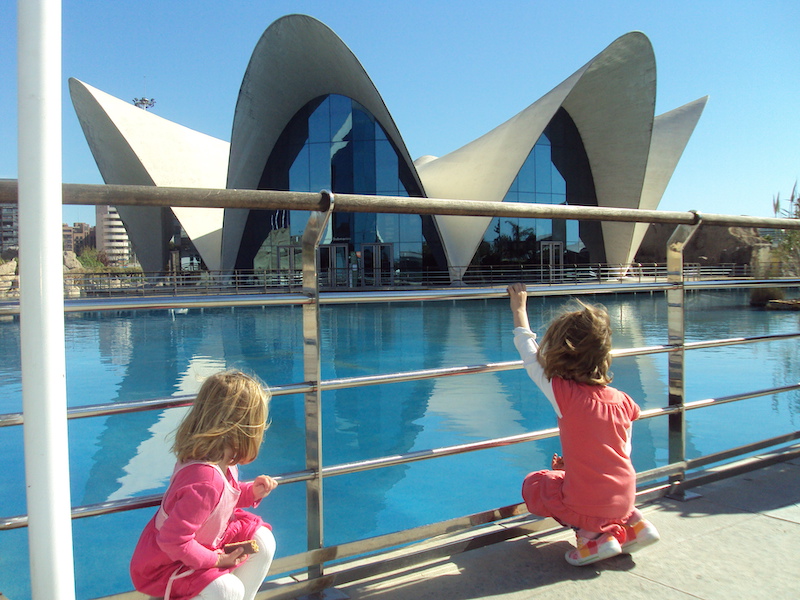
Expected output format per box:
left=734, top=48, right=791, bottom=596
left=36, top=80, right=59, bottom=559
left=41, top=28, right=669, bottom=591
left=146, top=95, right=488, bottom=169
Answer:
left=2, top=278, right=799, bottom=315
left=3, top=333, right=799, bottom=429
left=2, top=179, right=800, bottom=230
left=0, top=262, right=769, bottom=300
left=2, top=374, right=797, bottom=531
left=260, top=440, right=799, bottom=599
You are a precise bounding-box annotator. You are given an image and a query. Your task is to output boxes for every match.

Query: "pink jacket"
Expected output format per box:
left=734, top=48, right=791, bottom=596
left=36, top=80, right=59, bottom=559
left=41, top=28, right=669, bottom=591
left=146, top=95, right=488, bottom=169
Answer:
left=130, top=461, right=267, bottom=600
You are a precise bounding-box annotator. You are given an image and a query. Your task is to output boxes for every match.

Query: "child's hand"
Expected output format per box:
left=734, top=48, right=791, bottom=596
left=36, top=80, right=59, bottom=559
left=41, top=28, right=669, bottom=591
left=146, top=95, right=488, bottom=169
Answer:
left=215, top=547, right=248, bottom=569
left=551, top=453, right=564, bottom=470
left=507, top=283, right=531, bottom=329
left=253, top=475, right=278, bottom=500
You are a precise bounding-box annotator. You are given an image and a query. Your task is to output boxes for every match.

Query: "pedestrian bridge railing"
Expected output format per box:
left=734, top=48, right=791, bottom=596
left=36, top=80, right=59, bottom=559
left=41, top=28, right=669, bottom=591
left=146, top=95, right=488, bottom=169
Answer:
left=0, top=262, right=757, bottom=300
left=2, top=181, right=800, bottom=599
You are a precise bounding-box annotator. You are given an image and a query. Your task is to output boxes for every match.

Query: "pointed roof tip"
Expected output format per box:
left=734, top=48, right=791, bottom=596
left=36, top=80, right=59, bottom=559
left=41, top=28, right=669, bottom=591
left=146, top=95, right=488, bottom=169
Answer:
left=657, top=95, right=710, bottom=119
left=593, top=31, right=655, bottom=70
left=68, top=77, right=86, bottom=94
left=264, top=13, right=335, bottom=36
left=275, top=13, right=325, bottom=23
left=68, top=78, right=104, bottom=102
left=609, top=30, right=653, bottom=47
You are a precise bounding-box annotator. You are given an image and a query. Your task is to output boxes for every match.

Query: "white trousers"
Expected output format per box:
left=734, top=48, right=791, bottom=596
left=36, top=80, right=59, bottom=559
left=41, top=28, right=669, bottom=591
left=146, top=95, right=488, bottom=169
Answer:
left=193, top=527, right=276, bottom=600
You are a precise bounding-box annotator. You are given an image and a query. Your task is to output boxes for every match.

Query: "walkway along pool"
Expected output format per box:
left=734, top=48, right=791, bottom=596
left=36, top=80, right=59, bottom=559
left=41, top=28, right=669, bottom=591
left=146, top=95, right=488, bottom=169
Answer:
left=0, top=286, right=799, bottom=599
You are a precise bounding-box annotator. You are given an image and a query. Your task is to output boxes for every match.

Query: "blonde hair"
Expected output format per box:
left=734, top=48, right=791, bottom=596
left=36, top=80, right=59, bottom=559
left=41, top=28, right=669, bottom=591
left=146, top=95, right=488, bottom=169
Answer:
left=537, top=299, right=613, bottom=385
left=172, top=370, right=270, bottom=465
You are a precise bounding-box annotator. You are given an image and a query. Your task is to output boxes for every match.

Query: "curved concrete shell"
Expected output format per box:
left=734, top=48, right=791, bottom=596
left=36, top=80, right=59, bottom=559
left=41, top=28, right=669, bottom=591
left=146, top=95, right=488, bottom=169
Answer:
left=628, top=96, right=709, bottom=265
left=69, top=15, right=706, bottom=281
left=417, top=32, right=700, bottom=278
left=222, top=14, right=427, bottom=271
left=69, top=78, right=228, bottom=272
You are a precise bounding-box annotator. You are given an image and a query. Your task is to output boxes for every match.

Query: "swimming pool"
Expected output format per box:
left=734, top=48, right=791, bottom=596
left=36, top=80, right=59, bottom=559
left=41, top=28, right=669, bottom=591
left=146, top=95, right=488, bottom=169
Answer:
left=1, top=288, right=798, bottom=599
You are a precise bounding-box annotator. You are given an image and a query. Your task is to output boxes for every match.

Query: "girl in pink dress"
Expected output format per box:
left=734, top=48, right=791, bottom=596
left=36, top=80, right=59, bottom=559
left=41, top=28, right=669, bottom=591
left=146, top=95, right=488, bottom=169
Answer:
left=508, top=283, right=660, bottom=566
left=130, top=371, right=278, bottom=600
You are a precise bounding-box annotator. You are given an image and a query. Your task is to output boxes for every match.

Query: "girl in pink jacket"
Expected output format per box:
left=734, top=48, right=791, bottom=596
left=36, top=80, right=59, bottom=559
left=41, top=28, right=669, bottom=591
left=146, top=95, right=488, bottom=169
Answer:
left=508, top=283, right=660, bottom=566
left=130, top=371, right=277, bottom=600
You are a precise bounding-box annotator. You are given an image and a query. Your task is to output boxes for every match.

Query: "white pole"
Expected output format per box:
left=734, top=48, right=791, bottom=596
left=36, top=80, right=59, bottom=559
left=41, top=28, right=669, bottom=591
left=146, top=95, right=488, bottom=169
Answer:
left=17, top=0, right=77, bottom=598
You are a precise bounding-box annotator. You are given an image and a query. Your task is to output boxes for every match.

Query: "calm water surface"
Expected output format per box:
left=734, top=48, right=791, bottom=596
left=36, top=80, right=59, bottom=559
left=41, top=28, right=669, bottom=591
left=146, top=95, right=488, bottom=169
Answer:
left=0, top=289, right=798, bottom=599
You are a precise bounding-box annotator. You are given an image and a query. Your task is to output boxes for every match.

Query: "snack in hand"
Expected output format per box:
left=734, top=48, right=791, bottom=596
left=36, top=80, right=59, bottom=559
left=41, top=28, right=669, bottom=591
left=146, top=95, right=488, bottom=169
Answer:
left=223, top=539, right=259, bottom=554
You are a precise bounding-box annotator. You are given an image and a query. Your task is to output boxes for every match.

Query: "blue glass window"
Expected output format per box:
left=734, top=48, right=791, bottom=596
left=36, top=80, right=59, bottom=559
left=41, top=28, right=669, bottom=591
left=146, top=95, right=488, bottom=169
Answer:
left=473, top=107, right=600, bottom=269
left=236, top=94, right=443, bottom=274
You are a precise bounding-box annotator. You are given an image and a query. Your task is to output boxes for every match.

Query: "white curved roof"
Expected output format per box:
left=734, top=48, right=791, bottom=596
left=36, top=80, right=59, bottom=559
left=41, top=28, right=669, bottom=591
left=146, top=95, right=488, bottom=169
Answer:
left=69, top=78, right=228, bottom=271
left=417, top=32, right=705, bottom=275
left=69, top=16, right=706, bottom=280
left=222, top=14, right=425, bottom=271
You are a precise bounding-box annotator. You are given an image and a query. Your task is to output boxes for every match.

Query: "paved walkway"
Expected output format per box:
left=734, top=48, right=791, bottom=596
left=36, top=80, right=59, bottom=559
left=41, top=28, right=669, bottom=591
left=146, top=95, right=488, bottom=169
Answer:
left=332, top=457, right=800, bottom=600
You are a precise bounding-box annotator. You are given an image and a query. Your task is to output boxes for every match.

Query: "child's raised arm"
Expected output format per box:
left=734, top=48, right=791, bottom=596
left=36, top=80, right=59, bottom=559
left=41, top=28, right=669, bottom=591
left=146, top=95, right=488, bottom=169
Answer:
left=508, top=283, right=531, bottom=330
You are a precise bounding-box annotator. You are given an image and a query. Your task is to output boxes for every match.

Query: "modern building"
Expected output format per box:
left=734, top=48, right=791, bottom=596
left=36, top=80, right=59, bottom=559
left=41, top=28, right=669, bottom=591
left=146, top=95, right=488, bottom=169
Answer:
left=62, top=223, right=75, bottom=253
left=69, top=14, right=707, bottom=283
left=95, top=205, right=134, bottom=266
left=0, top=204, right=18, bottom=256
left=62, top=222, right=92, bottom=254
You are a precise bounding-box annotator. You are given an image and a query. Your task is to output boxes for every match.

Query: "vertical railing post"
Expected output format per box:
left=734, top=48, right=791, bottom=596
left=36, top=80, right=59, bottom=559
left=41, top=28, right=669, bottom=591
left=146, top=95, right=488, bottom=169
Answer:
left=666, top=212, right=701, bottom=498
left=17, top=0, right=77, bottom=598
left=301, top=191, right=334, bottom=580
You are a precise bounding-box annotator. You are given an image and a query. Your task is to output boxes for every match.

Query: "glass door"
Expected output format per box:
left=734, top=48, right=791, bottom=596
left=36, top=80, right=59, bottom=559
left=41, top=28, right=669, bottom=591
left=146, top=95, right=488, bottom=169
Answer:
left=540, top=241, right=564, bottom=282
left=318, top=244, right=349, bottom=287
left=362, top=243, right=394, bottom=287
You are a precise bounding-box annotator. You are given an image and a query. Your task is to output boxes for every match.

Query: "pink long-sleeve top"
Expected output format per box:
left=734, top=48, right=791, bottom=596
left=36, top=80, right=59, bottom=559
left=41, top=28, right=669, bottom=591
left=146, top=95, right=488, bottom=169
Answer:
left=130, top=461, right=266, bottom=600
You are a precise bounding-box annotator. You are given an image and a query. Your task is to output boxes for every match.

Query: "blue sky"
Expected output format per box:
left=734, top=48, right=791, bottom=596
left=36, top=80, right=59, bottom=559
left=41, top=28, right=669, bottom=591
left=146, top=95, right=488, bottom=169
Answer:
left=2, top=1, right=798, bottom=225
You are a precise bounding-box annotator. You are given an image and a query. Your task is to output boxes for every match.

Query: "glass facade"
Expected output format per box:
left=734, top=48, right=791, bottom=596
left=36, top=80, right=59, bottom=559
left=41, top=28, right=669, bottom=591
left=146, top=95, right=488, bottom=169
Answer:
left=235, top=94, right=445, bottom=278
left=472, top=108, right=602, bottom=267
left=235, top=101, right=602, bottom=279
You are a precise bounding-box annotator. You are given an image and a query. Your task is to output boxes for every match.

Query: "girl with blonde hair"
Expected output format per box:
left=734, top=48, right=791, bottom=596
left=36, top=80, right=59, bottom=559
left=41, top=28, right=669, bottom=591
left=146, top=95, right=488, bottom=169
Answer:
left=130, top=370, right=278, bottom=600
left=508, top=283, right=659, bottom=566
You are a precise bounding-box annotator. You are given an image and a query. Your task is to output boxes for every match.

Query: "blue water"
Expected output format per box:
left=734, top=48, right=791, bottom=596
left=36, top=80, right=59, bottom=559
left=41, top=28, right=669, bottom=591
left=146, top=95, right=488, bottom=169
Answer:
left=0, top=289, right=798, bottom=599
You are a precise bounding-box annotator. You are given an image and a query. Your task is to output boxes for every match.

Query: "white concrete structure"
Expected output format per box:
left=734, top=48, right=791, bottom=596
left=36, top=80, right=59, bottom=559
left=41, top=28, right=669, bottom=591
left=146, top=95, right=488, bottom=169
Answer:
left=415, top=31, right=707, bottom=278
left=69, top=15, right=707, bottom=281
left=70, top=79, right=228, bottom=272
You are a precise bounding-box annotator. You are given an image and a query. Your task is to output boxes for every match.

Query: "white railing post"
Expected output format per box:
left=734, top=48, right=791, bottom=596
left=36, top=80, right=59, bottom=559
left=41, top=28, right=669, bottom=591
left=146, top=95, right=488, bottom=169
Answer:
left=18, top=0, right=76, bottom=599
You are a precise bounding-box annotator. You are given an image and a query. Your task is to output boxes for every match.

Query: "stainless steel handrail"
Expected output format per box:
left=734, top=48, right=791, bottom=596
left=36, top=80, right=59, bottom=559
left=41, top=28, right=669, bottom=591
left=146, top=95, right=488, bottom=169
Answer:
left=4, top=331, right=798, bottom=429
left=2, top=377, right=797, bottom=531
left=2, top=179, right=800, bottom=230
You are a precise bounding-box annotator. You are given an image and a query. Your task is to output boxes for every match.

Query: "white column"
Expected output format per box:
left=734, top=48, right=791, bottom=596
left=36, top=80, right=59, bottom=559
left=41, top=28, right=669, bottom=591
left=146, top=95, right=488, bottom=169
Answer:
left=17, top=0, right=76, bottom=598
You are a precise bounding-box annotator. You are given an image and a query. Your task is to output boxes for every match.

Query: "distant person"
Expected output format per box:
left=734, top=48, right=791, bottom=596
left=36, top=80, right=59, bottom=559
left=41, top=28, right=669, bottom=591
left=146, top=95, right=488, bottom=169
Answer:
left=130, top=371, right=278, bottom=600
left=507, top=283, right=659, bottom=566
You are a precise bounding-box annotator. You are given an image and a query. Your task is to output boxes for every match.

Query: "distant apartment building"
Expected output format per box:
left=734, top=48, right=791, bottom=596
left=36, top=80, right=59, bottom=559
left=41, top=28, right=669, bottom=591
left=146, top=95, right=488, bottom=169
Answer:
left=96, top=205, right=134, bottom=265
left=63, top=222, right=93, bottom=254
left=63, top=223, right=75, bottom=252
left=0, top=204, right=19, bottom=255
left=73, top=222, right=92, bottom=251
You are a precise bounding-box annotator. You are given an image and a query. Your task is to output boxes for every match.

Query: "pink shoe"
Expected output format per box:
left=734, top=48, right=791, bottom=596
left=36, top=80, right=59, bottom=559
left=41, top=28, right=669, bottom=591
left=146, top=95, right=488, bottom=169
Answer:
left=565, top=532, right=622, bottom=566
left=621, top=518, right=660, bottom=553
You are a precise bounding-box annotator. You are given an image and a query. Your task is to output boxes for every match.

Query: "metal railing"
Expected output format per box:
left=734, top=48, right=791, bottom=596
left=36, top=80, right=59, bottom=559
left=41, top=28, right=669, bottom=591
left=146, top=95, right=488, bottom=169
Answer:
left=2, top=181, right=800, bottom=599
left=0, top=262, right=759, bottom=301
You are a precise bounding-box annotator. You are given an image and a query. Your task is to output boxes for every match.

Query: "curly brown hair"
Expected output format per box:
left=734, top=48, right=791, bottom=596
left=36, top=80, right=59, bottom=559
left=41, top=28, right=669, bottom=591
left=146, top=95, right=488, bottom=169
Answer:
left=172, top=370, right=270, bottom=465
left=537, top=299, right=613, bottom=385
